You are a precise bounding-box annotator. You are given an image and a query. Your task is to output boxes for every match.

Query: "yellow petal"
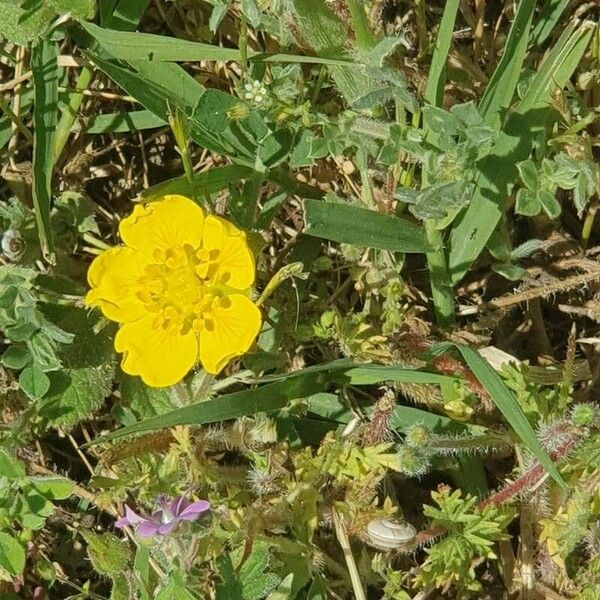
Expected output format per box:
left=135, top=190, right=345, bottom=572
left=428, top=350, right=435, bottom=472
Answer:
left=199, top=294, right=261, bottom=374
left=202, top=215, right=255, bottom=290
left=115, top=315, right=198, bottom=387
left=119, top=195, right=205, bottom=253
left=85, top=247, right=148, bottom=323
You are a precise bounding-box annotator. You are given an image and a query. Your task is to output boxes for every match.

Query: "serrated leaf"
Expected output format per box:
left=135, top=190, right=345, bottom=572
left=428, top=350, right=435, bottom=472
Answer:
left=82, top=531, right=130, bottom=578
left=118, top=372, right=176, bottom=420
left=37, top=306, right=115, bottom=427
left=217, top=554, right=244, bottom=599
left=39, top=362, right=115, bottom=427
left=0, top=533, right=25, bottom=576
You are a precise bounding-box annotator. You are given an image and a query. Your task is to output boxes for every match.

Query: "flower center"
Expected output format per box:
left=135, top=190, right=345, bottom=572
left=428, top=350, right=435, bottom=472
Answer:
left=135, top=244, right=224, bottom=334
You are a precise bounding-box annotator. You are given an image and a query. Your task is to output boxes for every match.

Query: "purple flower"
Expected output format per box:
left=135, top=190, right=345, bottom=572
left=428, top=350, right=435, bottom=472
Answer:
left=115, top=496, right=210, bottom=538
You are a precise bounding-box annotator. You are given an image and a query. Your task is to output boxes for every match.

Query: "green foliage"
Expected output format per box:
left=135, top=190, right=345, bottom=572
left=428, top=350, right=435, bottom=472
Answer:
left=217, top=542, right=281, bottom=600
left=0, top=0, right=95, bottom=44
left=0, top=532, right=25, bottom=578
left=0, top=450, right=73, bottom=576
left=81, top=531, right=130, bottom=578
left=37, top=306, right=115, bottom=427
left=515, top=153, right=596, bottom=218
left=2, top=0, right=599, bottom=598
left=414, top=488, right=513, bottom=595
left=0, top=266, right=74, bottom=388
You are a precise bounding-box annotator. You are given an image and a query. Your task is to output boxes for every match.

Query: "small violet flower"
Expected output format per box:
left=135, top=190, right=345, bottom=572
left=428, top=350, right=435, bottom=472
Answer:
left=115, top=496, right=210, bottom=538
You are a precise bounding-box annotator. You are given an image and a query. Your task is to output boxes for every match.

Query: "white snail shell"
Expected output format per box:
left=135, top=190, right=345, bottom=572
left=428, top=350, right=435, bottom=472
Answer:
left=1, top=229, right=24, bottom=262
left=366, top=518, right=416, bottom=551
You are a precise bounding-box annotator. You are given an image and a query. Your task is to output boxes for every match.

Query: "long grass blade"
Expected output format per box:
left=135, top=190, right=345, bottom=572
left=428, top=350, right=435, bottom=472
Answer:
left=31, top=38, right=59, bottom=263
left=455, top=345, right=565, bottom=488
left=478, top=0, right=536, bottom=128
left=93, top=362, right=457, bottom=443
left=424, top=0, right=460, bottom=106
left=81, top=21, right=354, bottom=66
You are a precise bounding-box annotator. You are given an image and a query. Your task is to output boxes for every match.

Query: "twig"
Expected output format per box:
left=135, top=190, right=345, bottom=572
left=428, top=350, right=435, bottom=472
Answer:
left=332, top=508, right=367, bottom=600
left=458, top=267, right=600, bottom=316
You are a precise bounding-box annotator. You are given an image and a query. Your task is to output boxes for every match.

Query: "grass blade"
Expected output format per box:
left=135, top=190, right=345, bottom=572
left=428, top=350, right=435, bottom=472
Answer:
left=448, top=21, right=594, bottom=284
left=303, top=198, right=431, bottom=253
left=421, top=0, right=460, bottom=327
left=424, top=0, right=460, bottom=106
left=531, top=0, right=569, bottom=47
left=31, top=38, right=59, bottom=263
left=140, top=165, right=254, bottom=201
left=100, top=0, right=150, bottom=30
left=73, top=108, right=166, bottom=134
left=454, top=345, right=565, bottom=489
left=80, top=21, right=354, bottom=65
left=94, top=362, right=456, bottom=442
left=478, top=0, right=536, bottom=127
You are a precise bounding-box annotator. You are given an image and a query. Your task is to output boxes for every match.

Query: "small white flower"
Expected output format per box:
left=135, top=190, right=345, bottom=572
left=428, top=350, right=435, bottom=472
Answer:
left=242, top=80, right=268, bottom=105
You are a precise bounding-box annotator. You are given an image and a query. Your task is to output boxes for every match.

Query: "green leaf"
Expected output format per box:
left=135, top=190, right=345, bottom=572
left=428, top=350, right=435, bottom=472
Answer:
left=424, top=0, right=460, bottom=106
left=241, top=0, right=261, bottom=27
left=0, top=0, right=94, bottom=44
left=303, top=198, right=431, bottom=253
left=118, top=373, right=176, bottom=419
left=238, top=542, right=280, bottom=600
left=75, top=109, right=166, bottom=134
left=19, top=363, right=50, bottom=400
left=453, top=345, right=565, bottom=488
left=208, top=1, right=230, bottom=32
left=0, top=449, right=25, bottom=480
left=31, top=38, right=58, bottom=263
left=257, top=129, right=294, bottom=169
left=30, top=476, right=73, bottom=500
left=156, top=570, right=196, bottom=600
left=531, top=0, right=569, bottom=46
left=101, top=0, right=150, bottom=31
left=0, top=533, right=25, bottom=576
left=80, top=21, right=352, bottom=65
left=94, top=361, right=456, bottom=442
left=306, top=576, right=328, bottom=600
left=141, top=164, right=253, bottom=202
left=81, top=531, right=130, bottom=578
left=292, top=0, right=377, bottom=104
left=1, top=346, right=31, bottom=370
left=216, top=555, right=244, bottom=600
left=478, top=0, right=535, bottom=128
left=37, top=306, right=115, bottom=427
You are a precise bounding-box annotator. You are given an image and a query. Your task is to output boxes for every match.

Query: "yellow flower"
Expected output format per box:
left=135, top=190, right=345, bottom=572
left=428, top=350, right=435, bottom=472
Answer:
left=85, top=195, right=262, bottom=387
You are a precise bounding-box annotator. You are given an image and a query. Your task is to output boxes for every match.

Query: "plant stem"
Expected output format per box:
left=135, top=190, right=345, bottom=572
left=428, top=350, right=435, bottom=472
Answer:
left=239, top=17, right=248, bottom=77
left=53, top=66, right=93, bottom=165
left=414, top=0, right=429, bottom=61
left=581, top=204, right=598, bottom=249
left=425, top=222, right=456, bottom=329
left=332, top=508, right=366, bottom=600
left=347, top=0, right=376, bottom=51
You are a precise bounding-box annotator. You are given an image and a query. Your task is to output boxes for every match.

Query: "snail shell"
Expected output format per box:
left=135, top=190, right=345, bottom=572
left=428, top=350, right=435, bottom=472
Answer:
left=366, top=518, right=416, bottom=551
left=1, top=229, right=24, bottom=262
